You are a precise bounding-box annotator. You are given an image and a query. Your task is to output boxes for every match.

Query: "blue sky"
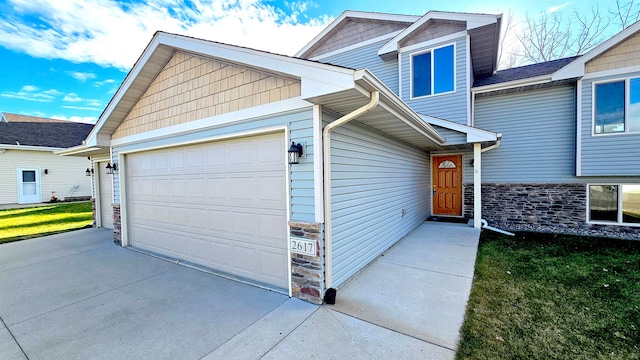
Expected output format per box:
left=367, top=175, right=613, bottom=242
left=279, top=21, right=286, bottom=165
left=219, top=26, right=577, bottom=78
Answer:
left=0, top=0, right=622, bottom=123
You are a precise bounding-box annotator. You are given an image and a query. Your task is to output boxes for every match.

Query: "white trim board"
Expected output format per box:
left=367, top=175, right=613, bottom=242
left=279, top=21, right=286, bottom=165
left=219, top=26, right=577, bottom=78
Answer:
left=110, top=98, right=311, bottom=147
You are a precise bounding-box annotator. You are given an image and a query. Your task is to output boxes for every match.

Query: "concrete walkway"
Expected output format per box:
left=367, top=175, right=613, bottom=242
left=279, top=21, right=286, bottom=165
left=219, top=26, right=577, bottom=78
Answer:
left=0, top=222, right=479, bottom=359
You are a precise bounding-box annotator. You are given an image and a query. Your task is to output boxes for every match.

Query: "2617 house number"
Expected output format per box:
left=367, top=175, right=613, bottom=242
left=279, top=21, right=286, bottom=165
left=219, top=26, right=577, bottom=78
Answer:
left=290, top=238, right=316, bottom=256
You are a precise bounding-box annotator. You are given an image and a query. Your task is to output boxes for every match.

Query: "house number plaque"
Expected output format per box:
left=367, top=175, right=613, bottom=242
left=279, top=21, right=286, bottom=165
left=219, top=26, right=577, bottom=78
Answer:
left=290, top=237, right=316, bottom=256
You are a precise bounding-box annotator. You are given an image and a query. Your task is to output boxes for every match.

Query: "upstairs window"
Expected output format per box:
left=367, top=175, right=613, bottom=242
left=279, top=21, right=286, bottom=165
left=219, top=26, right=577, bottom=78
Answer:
left=411, top=44, right=455, bottom=98
left=594, top=77, right=640, bottom=134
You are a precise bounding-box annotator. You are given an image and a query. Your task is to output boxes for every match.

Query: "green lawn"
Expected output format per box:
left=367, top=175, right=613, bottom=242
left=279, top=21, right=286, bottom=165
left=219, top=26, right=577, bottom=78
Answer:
left=0, top=202, right=93, bottom=244
left=457, top=231, right=640, bottom=360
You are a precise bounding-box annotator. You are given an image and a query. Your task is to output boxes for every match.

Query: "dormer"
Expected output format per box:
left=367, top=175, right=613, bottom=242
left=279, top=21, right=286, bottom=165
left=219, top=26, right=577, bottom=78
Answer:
left=296, top=11, right=501, bottom=126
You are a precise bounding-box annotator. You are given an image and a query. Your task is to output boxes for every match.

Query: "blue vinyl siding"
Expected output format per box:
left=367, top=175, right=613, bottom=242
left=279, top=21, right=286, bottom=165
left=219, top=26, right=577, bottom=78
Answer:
left=330, top=121, right=430, bottom=287
left=475, top=85, right=577, bottom=183
left=112, top=108, right=316, bottom=221
left=400, top=36, right=468, bottom=124
left=581, top=72, right=640, bottom=176
left=319, top=39, right=400, bottom=94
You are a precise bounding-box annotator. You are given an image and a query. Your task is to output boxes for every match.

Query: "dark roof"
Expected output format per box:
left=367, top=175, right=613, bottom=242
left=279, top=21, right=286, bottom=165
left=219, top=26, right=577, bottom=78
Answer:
left=473, top=56, right=580, bottom=87
left=0, top=113, right=93, bottom=148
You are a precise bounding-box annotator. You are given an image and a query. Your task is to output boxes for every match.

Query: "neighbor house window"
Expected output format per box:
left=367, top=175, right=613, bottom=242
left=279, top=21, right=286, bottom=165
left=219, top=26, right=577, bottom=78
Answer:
left=411, top=44, right=455, bottom=98
left=589, top=184, right=640, bottom=225
left=594, top=77, right=640, bottom=134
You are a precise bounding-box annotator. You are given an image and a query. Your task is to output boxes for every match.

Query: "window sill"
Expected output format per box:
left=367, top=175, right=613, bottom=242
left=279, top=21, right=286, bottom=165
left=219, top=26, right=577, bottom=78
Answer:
left=587, top=221, right=640, bottom=228
left=410, top=89, right=456, bottom=101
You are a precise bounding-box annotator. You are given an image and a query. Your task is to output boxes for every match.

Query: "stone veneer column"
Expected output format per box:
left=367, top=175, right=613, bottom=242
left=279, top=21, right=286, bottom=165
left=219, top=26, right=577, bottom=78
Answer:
left=288, top=220, right=325, bottom=304
left=113, top=204, right=121, bottom=245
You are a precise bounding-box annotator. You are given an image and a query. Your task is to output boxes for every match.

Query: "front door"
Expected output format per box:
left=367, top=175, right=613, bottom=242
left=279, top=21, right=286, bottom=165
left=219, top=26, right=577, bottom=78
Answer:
left=17, top=168, right=41, bottom=204
left=432, top=155, right=462, bottom=216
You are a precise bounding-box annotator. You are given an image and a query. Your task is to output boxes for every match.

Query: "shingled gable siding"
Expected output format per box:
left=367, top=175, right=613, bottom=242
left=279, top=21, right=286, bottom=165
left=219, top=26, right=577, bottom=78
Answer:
left=320, top=39, right=400, bottom=94
left=111, top=51, right=301, bottom=139
left=586, top=31, right=640, bottom=73
left=330, top=121, right=430, bottom=288
left=581, top=71, right=640, bottom=176
left=400, top=36, right=468, bottom=124
left=306, top=19, right=409, bottom=59
left=399, top=19, right=466, bottom=48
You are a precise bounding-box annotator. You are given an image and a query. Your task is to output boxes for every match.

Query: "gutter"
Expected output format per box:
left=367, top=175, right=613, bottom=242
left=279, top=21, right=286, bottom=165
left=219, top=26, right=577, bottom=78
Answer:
left=323, top=91, right=380, bottom=289
left=472, top=75, right=552, bottom=94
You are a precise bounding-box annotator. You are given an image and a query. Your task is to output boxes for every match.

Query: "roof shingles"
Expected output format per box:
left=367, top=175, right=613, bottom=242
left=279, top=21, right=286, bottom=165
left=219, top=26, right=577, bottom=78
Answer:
left=0, top=113, right=93, bottom=148
left=473, top=56, right=580, bottom=87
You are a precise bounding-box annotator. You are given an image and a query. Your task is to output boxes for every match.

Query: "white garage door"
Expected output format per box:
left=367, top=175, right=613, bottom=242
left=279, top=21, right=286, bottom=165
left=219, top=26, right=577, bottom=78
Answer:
left=98, top=162, right=114, bottom=229
left=126, top=133, right=288, bottom=290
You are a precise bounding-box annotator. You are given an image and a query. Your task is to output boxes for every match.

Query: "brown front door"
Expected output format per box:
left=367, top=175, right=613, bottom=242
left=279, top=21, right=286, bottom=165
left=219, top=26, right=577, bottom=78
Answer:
left=432, top=155, right=463, bottom=216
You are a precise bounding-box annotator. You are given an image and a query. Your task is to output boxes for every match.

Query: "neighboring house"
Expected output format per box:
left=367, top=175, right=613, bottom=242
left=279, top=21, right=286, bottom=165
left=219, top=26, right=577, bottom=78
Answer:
left=61, top=10, right=640, bottom=304
left=0, top=113, right=93, bottom=205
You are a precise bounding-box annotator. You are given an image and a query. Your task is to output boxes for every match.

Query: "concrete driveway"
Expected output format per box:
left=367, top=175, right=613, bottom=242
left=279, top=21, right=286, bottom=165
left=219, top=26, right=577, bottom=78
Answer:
left=0, top=224, right=478, bottom=360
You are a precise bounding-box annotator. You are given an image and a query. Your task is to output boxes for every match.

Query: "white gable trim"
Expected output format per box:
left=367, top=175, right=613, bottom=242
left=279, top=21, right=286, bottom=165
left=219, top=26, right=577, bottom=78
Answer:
left=88, top=32, right=357, bottom=146
left=295, top=11, right=419, bottom=58
left=379, top=11, right=499, bottom=57
left=552, top=20, right=640, bottom=81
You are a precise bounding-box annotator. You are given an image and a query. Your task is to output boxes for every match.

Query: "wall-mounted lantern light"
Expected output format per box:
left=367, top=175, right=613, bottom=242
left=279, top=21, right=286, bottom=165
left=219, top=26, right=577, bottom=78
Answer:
left=85, top=168, right=94, bottom=176
left=288, top=141, right=304, bottom=165
left=106, top=162, right=117, bottom=174
left=44, top=169, right=49, bottom=175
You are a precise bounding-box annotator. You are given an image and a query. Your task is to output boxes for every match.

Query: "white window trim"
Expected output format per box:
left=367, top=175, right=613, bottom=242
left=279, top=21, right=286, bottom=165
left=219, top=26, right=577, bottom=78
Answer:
left=591, top=76, right=640, bottom=136
left=409, top=42, right=457, bottom=100
left=586, top=183, right=640, bottom=227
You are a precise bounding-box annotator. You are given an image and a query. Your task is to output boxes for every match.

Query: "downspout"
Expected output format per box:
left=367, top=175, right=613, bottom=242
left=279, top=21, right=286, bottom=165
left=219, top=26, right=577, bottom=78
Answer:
left=475, top=136, right=513, bottom=235
left=323, top=91, right=380, bottom=289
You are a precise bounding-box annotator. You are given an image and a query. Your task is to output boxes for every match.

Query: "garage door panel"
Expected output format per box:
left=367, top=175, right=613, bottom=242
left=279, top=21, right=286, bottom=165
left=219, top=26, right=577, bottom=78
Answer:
left=260, top=251, right=288, bottom=280
left=128, top=133, right=288, bottom=290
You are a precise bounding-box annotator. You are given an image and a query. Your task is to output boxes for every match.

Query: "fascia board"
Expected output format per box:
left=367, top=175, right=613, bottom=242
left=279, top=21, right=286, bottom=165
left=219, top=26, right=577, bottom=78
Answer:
left=423, top=115, right=498, bottom=142
left=0, top=145, right=63, bottom=152
left=86, top=33, right=164, bottom=148
left=552, top=20, right=640, bottom=81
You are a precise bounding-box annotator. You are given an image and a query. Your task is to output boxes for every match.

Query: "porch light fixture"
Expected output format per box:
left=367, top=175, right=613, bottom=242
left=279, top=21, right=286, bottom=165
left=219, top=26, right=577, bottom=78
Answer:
left=106, top=162, right=117, bottom=174
left=85, top=168, right=93, bottom=176
left=288, top=141, right=304, bottom=164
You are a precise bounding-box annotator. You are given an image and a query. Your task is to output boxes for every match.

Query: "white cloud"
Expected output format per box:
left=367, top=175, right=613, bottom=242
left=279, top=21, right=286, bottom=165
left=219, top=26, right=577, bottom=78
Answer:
left=51, top=114, right=98, bottom=124
left=63, top=92, right=83, bottom=102
left=94, top=79, right=116, bottom=87
left=546, top=2, right=572, bottom=14
left=0, top=85, right=61, bottom=102
left=0, top=0, right=332, bottom=71
left=86, top=99, right=102, bottom=106
left=61, top=105, right=102, bottom=111
left=68, top=71, right=97, bottom=82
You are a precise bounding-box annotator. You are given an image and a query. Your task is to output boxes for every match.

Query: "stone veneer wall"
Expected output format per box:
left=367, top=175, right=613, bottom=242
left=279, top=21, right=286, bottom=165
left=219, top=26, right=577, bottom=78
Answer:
left=288, top=220, right=325, bottom=304
left=464, top=183, right=640, bottom=239
left=113, top=204, right=121, bottom=245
